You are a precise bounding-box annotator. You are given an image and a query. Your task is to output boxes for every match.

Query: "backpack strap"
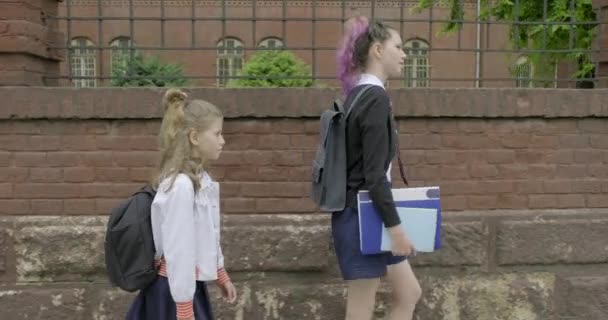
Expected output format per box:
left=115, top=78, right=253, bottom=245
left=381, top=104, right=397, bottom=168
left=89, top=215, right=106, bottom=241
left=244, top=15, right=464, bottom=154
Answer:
left=344, top=85, right=373, bottom=119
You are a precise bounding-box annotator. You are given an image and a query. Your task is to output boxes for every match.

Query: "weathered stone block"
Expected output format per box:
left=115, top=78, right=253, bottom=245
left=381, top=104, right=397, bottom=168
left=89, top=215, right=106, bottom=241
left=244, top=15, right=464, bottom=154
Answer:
left=414, top=273, right=556, bottom=320
left=14, top=225, right=106, bottom=282
left=0, top=286, right=87, bottom=320
left=556, top=275, right=608, bottom=320
left=411, top=221, right=485, bottom=267
left=497, top=219, right=608, bottom=265
left=86, top=287, right=137, bottom=320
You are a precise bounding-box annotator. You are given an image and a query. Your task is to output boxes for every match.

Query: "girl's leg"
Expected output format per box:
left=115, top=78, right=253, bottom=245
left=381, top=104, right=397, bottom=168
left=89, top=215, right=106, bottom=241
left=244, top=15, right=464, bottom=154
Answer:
left=345, top=278, right=381, bottom=320
left=386, top=260, right=422, bottom=320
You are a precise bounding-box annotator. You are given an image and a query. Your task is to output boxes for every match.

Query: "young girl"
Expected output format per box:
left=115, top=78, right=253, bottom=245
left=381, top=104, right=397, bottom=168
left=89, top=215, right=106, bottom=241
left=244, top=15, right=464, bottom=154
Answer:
left=333, top=16, right=422, bottom=320
left=126, top=89, right=237, bottom=320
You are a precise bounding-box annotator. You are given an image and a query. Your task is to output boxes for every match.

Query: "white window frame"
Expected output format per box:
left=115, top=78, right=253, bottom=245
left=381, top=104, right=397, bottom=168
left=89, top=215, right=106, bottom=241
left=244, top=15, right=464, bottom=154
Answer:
left=217, top=38, right=244, bottom=87
left=70, top=37, right=97, bottom=88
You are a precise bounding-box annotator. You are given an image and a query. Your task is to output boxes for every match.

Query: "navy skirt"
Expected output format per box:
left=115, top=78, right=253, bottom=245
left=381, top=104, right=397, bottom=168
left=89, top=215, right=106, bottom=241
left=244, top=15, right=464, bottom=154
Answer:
left=126, top=276, right=214, bottom=320
left=332, top=206, right=406, bottom=280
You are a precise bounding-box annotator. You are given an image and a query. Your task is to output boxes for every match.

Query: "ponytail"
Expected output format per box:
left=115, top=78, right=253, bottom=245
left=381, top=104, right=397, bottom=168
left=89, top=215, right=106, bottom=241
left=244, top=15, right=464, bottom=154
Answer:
left=337, top=16, right=369, bottom=97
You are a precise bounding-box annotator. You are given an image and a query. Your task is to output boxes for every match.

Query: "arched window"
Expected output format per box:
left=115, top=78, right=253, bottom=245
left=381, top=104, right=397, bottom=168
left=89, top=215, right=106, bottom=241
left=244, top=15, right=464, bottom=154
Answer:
left=403, top=39, right=430, bottom=88
left=217, top=37, right=244, bottom=87
left=515, top=55, right=533, bottom=88
left=110, top=36, right=133, bottom=75
left=70, top=37, right=97, bottom=88
left=258, top=37, right=284, bottom=49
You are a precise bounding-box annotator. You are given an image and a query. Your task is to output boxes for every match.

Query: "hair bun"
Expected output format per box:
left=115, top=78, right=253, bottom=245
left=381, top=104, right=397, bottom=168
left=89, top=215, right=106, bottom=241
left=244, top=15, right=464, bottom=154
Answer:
left=163, top=88, right=187, bottom=110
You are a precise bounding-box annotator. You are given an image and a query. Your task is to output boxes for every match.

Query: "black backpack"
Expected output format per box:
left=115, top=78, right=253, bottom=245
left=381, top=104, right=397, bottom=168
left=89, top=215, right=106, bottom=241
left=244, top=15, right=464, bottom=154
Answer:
left=311, top=85, right=372, bottom=212
left=104, top=185, right=157, bottom=292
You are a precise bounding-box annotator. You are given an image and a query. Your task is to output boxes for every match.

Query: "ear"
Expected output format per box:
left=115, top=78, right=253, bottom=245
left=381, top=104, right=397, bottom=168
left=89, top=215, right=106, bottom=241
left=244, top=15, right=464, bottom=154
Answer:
left=371, top=42, right=383, bottom=59
left=188, top=129, right=199, bottom=146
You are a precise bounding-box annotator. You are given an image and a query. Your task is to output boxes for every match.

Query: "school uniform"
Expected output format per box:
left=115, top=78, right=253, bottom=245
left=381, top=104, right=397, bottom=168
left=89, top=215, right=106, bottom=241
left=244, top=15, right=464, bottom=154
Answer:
left=332, top=74, right=407, bottom=281
left=126, top=172, right=230, bottom=320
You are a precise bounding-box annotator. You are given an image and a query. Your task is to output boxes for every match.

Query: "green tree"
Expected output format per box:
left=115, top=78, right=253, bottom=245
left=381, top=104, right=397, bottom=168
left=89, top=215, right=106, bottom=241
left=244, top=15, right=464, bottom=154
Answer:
left=415, top=0, right=596, bottom=87
left=111, top=53, right=188, bottom=87
left=228, top=50, right=314, bottom=87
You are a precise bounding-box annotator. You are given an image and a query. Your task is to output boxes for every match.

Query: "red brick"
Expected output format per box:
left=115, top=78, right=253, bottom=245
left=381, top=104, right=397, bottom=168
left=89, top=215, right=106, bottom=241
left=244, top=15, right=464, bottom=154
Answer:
left=240, top=151, right=273, bottom=166
left=129, top=168, right=154, bottom=183
left=29, top=168, right=62, bottom=182
left=470, top=165, right=499, bottom=179
left=587, top=194, right=608, bottom=207
left=530, top=135, right=559, bottom=148
left=0, top=167, right=28, bottom=182
left=441, top=195, right=467, bottom=210
left=501, top=134, right=531, bottom=149
left=424, top=150, right=457, bottom=165
left=578, top=119, right=607, bottom=133
left=496, top=194, right=528, bottom=209
left=458, top=121, right=487, bottom=133
left=402, top=151, right=425, bottom=165
left=543, top=181, right=572, bottom=194
left=398, top=120, right=428, bottom=134
left=46, top=152, right=81, bottom=167
left=545, top=121, right=578, bottom=134
left=515, top=150, right=547, bottom=163
left=478, top=180, right=513, bottom=193
left=64, top=199, right=96, bottom=215
left=256, top=198, right=315, bottom=213
left=219, top=182, right=241, bottom=197
left=30, top=200, right=63, bottom=215
left=224, top=134, right=258, bottom=150
left=113, top=151, right=158, bottom=167
left=0, top=135, right=28, bottom=151
left=467, top=195, right=497, bottom=209
left=556, top=194, right=585, bottom=208
left=224, top=167, right=259, bottom=181
left=427, top=120, right=459, bottom=133
left=240, top=182, right=306, bottom=197
left=217, top=151, right=243, bottom=166
left=257, top=167, right=290, bottom=181
left=227, top=120, right=272, bottom=134
left=80, top=183, right=141, bottom=198
left=97, top=136, right=158, bottom=151
left=589, top=135, right=608, bottom=149
left=401, top=134, right=442, bottom=149
left=529, top=195, right=558, bottom=209
left=27, top=136, right=61, bottom=151
left=95, top=167, right=130, bottom=182
left=304, top=121, right=320, bottom=134
left=439, top=181, right=479, bottom=195
left=14, top=183, right=81, bottom=199
left=272, top=151, right=304, bottom=166
left=0, top=200, right=29, bottom=214
left=61, top=136, right=97, bottom=151
left=559, top=135, right=589, bottom=148
left=274, top=120, right=305, bottom=134
left=547, top=150, right=574, bottom=164
left=111, top=121, right=158, bottom=135
left=14, top=152, right=46, bottom=167
left=497, top=164, right=528, bottom=179
left=0, top=183, right=12, bottom=198
left=96, top=199, right=122, bottom=214
left=412, top=166, right=443, bottom=180
left=485, top=150, right=515, bottom=164
left=41, top=121, right=109, bottom=135
left=289, top=135, right=318, bottom=150
left=571, top=180, right=602, bottom=193
left=527, top=165, right=557, bottom=179
left=0, top=152, right=11, bottom=166
left=221, top=198, right=256, bottom=213
left=82, top=151, right=114, bottom=167
left=514, top=181, right=544, bottom=194
left=0, top=122, right=40, bottom=134
left=557, top=165, right=587, bottom=179
left=64, top=167, right=96, bottom=182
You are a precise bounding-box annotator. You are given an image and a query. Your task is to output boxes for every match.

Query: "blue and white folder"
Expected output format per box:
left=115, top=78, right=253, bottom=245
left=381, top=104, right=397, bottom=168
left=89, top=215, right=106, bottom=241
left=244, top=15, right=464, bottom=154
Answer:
left=357, top=187, right=441, bottom=255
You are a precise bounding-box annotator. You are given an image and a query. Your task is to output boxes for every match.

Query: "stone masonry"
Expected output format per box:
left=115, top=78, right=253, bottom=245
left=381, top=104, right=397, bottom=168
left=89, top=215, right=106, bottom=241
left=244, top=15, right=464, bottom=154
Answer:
left=0, top=88, right=607, bottom=319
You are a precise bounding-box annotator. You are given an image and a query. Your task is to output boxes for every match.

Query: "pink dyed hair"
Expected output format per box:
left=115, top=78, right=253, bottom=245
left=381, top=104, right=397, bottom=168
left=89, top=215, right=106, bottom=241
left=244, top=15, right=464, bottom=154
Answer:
left=336, top=16, right=369, bottom=97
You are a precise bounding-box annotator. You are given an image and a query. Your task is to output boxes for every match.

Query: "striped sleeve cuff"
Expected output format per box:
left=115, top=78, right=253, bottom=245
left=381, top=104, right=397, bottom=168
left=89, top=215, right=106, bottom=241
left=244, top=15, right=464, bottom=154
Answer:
left=176, top=301, right=193, bottom=319
left=217, top=267, right=230, bottom=285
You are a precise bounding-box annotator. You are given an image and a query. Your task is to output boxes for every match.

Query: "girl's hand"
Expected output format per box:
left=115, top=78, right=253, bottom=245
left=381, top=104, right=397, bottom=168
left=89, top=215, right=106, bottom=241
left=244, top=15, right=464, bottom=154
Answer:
left=219, top=281, right=237, bottom=303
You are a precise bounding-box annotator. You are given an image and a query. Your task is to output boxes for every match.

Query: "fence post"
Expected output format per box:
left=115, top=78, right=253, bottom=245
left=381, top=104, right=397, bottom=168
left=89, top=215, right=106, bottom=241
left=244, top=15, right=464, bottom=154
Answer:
left=0, top=0, right=64, bottom=86
left=593, top=0, right=608, bottom=88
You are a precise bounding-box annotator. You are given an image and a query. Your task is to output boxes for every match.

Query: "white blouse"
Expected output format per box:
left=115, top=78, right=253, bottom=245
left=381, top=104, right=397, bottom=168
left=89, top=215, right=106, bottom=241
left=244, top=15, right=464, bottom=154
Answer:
left=151, top=172, right=224, bottom=303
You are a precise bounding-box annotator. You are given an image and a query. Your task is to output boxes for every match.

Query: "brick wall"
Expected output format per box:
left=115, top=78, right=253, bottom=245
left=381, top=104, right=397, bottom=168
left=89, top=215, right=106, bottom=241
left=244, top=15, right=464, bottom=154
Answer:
left=1, top=88, right=608, bottom=319
left=2, top=88, right=608, bottom=214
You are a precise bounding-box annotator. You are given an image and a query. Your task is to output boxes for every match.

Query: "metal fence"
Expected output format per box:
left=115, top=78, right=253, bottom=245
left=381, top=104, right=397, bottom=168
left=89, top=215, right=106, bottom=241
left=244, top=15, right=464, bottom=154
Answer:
left=48, top=0, right=604, bottom=88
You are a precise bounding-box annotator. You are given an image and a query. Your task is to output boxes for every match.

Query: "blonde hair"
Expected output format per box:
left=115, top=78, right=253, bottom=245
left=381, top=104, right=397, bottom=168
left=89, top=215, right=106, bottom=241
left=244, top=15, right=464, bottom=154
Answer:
left=153, top=88, right=223, bottom=192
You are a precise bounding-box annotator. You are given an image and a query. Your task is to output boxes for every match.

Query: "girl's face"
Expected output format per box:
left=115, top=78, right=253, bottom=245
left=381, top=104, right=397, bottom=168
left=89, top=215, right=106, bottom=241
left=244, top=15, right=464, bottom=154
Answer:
left=377, top=29, right=407, bottom=78
left=190, top=117, right=225, bottom=162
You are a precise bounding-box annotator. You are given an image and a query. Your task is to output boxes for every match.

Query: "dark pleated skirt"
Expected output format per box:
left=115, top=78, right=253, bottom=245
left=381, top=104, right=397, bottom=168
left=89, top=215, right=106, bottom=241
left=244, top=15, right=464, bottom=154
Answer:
left=125, top=275, right=214, bottom=320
